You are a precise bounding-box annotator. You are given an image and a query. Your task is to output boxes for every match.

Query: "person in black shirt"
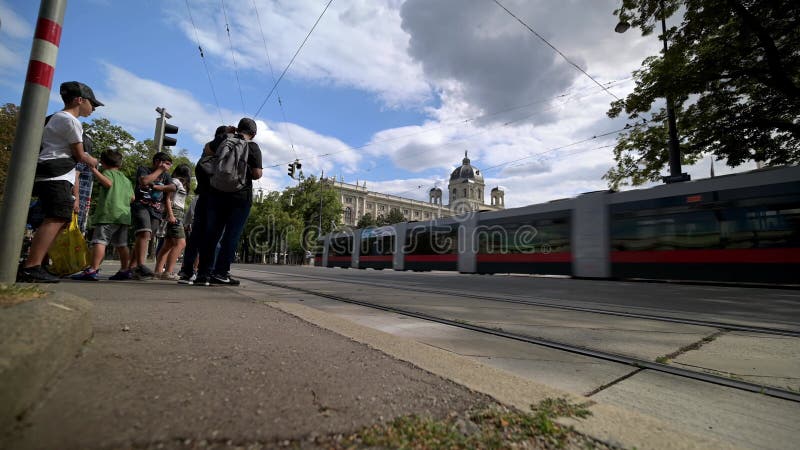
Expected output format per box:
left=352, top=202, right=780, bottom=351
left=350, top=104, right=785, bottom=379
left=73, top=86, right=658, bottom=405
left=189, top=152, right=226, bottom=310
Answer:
left=130, top=152, right=175, bottom=279
left=177, top=125, right=234, bottom=284
left=195, top=118, right=262, bottom=286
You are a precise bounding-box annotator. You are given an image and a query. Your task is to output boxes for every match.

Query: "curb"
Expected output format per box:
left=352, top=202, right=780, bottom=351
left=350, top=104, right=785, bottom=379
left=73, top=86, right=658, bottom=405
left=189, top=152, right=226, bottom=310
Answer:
left=264, top=299, right=739, bottom=450
left=0, top=291, right=92, bottom=434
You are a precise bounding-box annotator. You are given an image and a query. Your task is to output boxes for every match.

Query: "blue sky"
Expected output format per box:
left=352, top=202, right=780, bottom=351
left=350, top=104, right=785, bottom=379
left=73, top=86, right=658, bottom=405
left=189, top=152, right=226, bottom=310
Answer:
left=1, top=0, right=754, bottom=207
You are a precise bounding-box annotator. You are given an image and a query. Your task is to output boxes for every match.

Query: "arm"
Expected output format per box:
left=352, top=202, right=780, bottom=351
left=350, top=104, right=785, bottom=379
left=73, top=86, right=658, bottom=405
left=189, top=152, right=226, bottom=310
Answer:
left=165, top=193, right=175, bottom=223
left=250, top=168, right=263, bottom=180
left=73, top=171, right=81, bottom=213
left=138, top=167, right=165, bottom=187
left=153, top=182, right=177, bottom=193
left=91, top=166, right=113, bottom=189
left=69, top=142, right=98, bottom=168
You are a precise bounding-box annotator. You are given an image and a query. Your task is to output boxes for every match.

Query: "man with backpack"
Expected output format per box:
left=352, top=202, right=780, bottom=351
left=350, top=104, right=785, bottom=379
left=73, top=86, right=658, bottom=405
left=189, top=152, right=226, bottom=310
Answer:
left=195, top=118, right=262, bottom=286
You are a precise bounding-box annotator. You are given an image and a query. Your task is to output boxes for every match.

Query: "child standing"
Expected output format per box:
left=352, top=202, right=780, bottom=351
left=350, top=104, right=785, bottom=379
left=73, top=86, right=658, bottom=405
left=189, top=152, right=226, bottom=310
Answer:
left=155, top=164, right=191, bottom=280
left=129, top=152, right=175, bottom=279
left=71, top=150, right=134, bottom=281
left=17, top=81, right=101, bottom=283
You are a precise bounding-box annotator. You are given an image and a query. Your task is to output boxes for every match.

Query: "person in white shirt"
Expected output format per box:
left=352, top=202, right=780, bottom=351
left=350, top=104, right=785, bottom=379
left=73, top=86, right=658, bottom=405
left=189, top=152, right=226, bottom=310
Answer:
left=18, top=81, right=101, bottom=283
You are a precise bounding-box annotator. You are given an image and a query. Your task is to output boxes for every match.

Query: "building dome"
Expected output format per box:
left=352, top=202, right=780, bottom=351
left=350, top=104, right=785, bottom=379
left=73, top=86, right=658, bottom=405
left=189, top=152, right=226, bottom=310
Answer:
left=429, top=187, right=442, bottom=194
left=449, top=151, right=484, bottom=182
left=491, top=186, right=503, bottom=193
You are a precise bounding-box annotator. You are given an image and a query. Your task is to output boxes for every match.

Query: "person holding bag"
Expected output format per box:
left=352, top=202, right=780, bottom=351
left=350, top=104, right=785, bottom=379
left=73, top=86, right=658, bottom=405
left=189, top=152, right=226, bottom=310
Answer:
left=18, top=81, right=102, bottom=283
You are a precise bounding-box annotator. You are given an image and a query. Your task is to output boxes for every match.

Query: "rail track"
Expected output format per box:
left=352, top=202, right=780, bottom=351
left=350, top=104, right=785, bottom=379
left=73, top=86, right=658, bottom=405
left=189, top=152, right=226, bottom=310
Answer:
left=236, top=267, right=800, bottom=338
left=235, top=268, right=800, bottom=403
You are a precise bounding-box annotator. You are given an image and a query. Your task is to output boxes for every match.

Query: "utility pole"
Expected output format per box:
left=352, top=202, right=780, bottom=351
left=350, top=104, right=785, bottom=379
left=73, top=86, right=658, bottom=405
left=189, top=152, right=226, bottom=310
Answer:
left=0, top=0, right=66, bottom=283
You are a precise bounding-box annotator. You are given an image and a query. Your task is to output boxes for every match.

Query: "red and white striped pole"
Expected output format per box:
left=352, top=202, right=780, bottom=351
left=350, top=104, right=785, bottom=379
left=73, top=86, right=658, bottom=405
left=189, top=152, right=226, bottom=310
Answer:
left=0, top=0, right=66, bottom=283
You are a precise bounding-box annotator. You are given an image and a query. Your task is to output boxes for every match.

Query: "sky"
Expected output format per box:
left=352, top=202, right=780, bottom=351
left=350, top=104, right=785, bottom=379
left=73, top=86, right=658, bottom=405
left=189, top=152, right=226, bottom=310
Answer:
left=0, top=0, right=755, bottom=208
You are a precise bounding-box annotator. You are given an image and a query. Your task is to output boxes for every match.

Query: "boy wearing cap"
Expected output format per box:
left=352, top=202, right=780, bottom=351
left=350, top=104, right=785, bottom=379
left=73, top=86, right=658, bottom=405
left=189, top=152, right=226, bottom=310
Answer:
left=129, top=152, right=176, bottom=279
left=18, top=81, right=101, bottom=283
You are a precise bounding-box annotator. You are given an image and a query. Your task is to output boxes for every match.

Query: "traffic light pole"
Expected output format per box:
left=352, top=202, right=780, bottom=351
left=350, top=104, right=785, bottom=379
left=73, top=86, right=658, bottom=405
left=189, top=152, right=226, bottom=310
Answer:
left=154, top=107, right=171, bottom=153
left=0, top=0, right=66, bottom=284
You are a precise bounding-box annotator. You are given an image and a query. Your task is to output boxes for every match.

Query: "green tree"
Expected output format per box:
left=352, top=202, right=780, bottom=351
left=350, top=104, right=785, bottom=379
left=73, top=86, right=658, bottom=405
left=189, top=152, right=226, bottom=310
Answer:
left=606, top=0, right=800, bottom=188
left=379, top=208, right=406, bottom=226
left=239, top=176, right=343, bottom=264
left=357, top=212, right=377, bottom=228
left=0, top=103, right=19, bottom=204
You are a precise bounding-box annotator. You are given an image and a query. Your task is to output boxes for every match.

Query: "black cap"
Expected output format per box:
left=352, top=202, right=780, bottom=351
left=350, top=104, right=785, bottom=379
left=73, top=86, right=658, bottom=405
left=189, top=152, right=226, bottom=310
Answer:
left=237, top=117, right=257, bottom=135
left=60, top=81, right=104, bottom=107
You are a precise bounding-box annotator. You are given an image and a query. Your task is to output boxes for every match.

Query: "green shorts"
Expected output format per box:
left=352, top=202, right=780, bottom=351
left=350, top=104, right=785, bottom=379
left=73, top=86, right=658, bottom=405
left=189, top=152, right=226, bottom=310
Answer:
left=165, top=208, right=186, bottom=239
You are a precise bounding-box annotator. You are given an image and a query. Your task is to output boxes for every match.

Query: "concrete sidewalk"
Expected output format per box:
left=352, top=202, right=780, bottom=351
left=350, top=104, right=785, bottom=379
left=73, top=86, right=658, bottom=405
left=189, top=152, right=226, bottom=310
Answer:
left=1, top=275, right=734, bottom=449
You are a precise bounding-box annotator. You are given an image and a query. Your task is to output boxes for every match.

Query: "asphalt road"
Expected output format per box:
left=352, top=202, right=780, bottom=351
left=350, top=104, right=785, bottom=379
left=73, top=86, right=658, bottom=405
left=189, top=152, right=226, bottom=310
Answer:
left=234, top=264, right=800, bottom=330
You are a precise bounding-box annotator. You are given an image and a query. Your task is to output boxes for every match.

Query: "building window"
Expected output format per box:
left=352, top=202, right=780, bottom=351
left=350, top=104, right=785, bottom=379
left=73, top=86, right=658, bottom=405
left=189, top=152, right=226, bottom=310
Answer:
left=345, top=196, right=353, bottom=204
left=366, top=202, right=373, bottom=209
left=379, top=204, right=386, bottom=211
left=403, top=209, right=409, bottom=216
left=453, top=188, right=457, bottom=196
left=414, top=211, right=420, bottom=217
left=344, top=207, right=352, bottom=223
left=424, top=212, right=430, bottom=218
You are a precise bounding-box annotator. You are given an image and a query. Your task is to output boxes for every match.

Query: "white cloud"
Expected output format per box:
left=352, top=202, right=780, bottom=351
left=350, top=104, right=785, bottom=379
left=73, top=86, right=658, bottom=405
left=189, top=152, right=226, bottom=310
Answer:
left=170, top=0, right=430, bottom=108
left=0, top=1, right=33, bottom=39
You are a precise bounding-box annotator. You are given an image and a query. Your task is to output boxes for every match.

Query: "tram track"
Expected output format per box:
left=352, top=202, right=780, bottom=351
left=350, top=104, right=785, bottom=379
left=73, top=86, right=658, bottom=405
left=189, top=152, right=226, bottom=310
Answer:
left=235, top=270, right=800, bottom=403
left=235, top=267, right=800, bottom=338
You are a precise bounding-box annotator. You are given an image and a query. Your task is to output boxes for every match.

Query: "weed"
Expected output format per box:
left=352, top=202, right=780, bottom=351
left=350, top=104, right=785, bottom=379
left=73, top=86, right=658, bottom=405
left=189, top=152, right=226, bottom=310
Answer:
left=330, top=397, right=601, bottom=449
left=0, top=284, right=47, bottom=307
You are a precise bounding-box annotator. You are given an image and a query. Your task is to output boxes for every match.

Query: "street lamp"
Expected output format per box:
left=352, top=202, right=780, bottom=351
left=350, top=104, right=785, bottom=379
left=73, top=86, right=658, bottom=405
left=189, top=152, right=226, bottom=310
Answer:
left=616, top=0, right=690, bottom=183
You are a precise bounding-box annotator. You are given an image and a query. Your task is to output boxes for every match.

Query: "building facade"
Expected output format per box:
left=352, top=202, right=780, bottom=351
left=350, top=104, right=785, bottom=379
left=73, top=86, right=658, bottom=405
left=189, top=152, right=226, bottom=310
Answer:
left=332, top=152, right=504, bottom=226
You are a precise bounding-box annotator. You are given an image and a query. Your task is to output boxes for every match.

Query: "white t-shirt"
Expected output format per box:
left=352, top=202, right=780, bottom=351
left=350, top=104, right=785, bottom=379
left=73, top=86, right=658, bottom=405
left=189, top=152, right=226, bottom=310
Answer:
left=170, top=178, right=187, bottom=212
left=36, top=110, right=83, bottom=184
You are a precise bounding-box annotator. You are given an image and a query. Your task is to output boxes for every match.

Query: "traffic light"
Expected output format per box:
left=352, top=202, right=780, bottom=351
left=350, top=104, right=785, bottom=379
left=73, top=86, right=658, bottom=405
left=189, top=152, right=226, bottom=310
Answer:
left=154, top=107, right=178, bottom=152
left=287, top=162, right=296, bottom=179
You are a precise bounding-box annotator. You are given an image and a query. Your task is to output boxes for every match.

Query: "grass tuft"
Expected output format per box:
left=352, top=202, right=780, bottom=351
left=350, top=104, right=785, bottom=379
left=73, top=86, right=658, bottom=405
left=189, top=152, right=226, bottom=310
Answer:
left=0, top=284, right=47, bottom=307
left=329, top=397, right=600, bottom=449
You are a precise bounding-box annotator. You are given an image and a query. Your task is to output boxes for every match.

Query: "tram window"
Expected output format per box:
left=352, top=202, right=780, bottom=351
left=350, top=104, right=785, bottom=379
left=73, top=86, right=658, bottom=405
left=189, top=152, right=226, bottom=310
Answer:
left=405, top=226, right=457, bottom=254
left=329, top=237, right=352, bottom=256
left=477, top=215, right=570, bottom=254
left=361, top=235, right=394, bottom=255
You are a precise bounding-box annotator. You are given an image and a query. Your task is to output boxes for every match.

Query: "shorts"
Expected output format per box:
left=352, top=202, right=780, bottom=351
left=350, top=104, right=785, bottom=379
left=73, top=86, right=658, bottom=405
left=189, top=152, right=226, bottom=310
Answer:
left=33, top=180, right=73, bottom=220
left=91, top=224, right=129, bottom=247
left=131, top=204, right=161, bottom=236
left=165, top=208, right=186, bottom=239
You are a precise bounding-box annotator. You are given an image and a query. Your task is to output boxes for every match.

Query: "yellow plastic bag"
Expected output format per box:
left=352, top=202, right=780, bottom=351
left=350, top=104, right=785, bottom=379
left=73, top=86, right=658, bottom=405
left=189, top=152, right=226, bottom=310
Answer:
left=49, top=213, right=90, bottom=276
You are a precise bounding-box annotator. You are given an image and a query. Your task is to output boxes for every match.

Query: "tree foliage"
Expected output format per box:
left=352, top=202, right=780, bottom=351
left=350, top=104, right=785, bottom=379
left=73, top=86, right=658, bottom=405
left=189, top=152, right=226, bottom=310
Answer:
left=606, top=0, right=800, bottom=188
left=357, top=212, right=377, bottom=228
left=240, top=176, right=343, bottom=262
left=0, top=103, right=19, bottom=204
left=379, top=208, right=406, bottom=226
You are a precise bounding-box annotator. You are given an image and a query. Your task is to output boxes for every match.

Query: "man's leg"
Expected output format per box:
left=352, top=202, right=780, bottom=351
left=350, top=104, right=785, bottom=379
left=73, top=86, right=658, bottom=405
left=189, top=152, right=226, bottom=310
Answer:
left=24, top=218, right=68, bottom=268
left=90, top=243, right=107, bottom=270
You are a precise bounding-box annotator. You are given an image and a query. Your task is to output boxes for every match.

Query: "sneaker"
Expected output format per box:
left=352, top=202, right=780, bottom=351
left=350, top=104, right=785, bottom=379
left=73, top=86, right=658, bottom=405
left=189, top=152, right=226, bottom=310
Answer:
left=70, top=268, right=100, bottom=281
left=132, top=265, right=155, bottom=280
left=17, top=265, right=60, bottom=283
left=178, top=273, right=196, bottom=285
left=193, top=275, right=210, bottom=286
left=209, top=273, right=240, bottom=286
left=162, top=272, right=179, bottom=281
left=109, top=270, right=133, bottom=281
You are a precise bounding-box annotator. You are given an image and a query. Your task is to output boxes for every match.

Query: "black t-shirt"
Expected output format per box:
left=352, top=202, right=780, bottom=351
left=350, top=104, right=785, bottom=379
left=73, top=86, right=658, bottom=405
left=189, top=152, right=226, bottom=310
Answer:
left=133, top=166, right=172, bottom=217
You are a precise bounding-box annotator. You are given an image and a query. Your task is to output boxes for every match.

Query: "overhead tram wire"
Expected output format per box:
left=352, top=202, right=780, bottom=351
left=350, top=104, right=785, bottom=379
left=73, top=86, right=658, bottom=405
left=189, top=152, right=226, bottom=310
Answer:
left=251, top=0, right=298, bottom=159
left=261, top=79, right=630, bottom=170
left=266, top=77, right=630, bottom=168
left=185, top=0, right=225, bottom=124
left=253, top=0, right=335, bottom=118
left=492, top=0, right=619, bottom=101
left=220, top=0, right=247, bottom=112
